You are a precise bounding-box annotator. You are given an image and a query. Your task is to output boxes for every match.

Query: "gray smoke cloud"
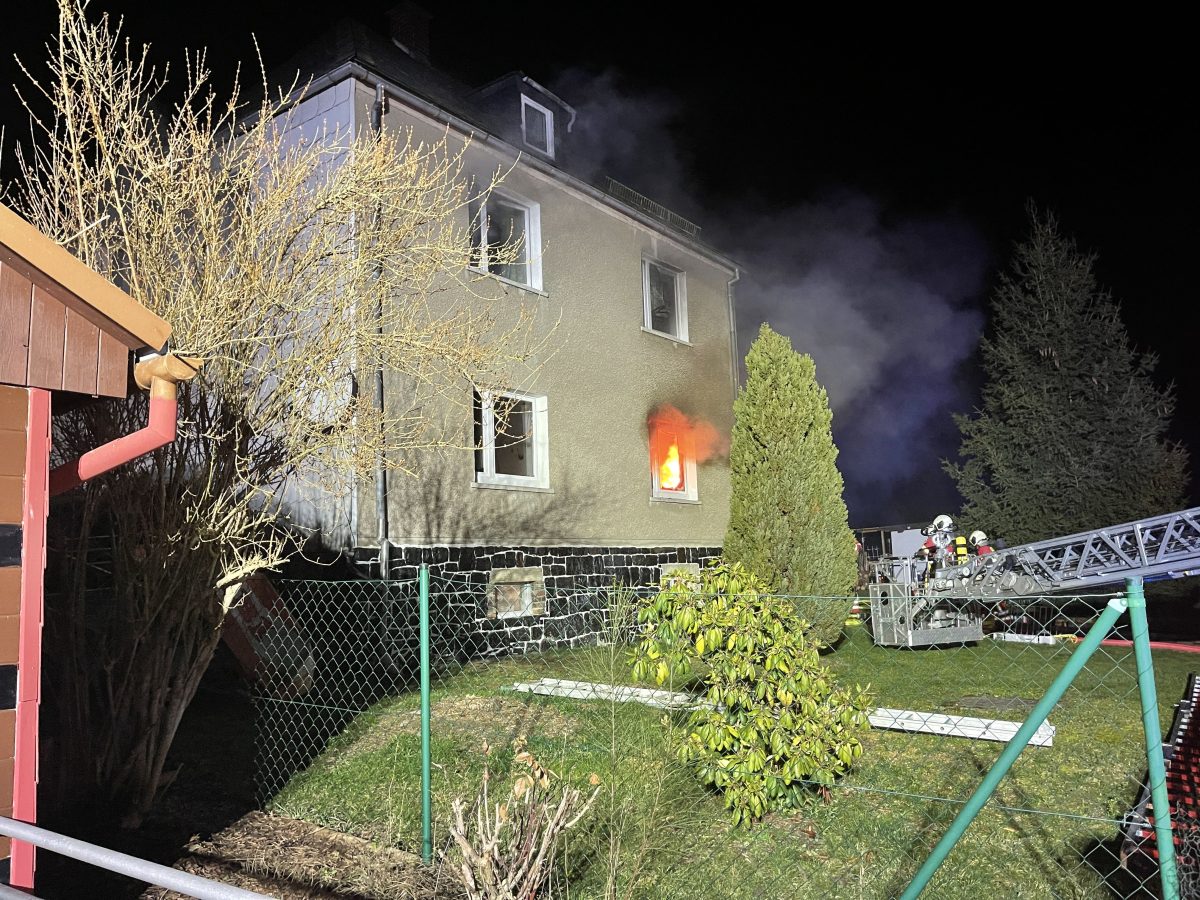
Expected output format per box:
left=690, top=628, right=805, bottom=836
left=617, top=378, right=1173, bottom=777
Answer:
left=551, top=69, right=989, bottom=523
left=733, top=197, right=988, bottom=521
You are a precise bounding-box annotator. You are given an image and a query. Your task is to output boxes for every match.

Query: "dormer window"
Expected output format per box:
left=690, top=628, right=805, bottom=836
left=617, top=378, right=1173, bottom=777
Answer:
left=521, top=95, right=555, bottom=158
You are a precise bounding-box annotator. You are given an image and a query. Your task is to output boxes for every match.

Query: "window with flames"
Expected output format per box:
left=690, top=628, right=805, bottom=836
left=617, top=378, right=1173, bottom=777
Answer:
left=650, top=424, right=698, bottom=502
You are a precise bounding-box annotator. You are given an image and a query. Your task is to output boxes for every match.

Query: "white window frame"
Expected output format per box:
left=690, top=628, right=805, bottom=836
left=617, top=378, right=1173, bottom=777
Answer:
left=642, top=258, right=688, bottom=342
left=650, top=430, right=699, bottom=502
left=520, top=94, right=555, bottom=159
left=474, top=389, right=550, bottom=490
left=473, top=191, right=543, bottom=291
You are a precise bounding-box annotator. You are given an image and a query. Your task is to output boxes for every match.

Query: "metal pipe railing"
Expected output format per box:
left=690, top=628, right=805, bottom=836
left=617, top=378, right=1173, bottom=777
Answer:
left=419, top=563, right=433, bottom=864
left=1128, top=577, right=1181, bottom=899
left=899, top=594, right=1129, bottom=898
left=0, top=881, right=36, bottom=899
left=0, top=816, right=271, bottom=900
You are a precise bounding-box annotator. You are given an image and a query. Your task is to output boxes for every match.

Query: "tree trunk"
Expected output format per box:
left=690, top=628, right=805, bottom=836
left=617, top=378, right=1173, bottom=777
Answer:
left=43, top=475, right=230, bottom=826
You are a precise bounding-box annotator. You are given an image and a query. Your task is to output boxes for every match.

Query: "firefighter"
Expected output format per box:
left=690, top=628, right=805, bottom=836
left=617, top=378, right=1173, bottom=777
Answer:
left=919, top=514, right=957, bottom=584
left=970, top=530, right=994, bottom=555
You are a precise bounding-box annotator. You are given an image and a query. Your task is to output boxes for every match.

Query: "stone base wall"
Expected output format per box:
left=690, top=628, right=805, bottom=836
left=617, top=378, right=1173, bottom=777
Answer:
left=351, top=543, right=721, bottom=659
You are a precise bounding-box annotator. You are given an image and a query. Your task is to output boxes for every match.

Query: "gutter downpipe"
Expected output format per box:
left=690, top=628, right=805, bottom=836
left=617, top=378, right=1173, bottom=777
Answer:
left=727, top=267, right=741, bottom=397
left=372, top=81, right=391, bottom=581
left=49, top=353, right=200, bottom=496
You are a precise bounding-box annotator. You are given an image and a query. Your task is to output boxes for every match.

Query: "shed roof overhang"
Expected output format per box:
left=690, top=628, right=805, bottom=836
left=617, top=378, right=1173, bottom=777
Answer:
left=0, top=203, right=170, bottom=351
left=0, top=202, right=173, bottom=398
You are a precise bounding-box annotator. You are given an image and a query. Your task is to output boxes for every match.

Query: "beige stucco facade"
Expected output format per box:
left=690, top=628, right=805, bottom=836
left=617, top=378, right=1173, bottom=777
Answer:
left=290, top=73, right=739, bottom=551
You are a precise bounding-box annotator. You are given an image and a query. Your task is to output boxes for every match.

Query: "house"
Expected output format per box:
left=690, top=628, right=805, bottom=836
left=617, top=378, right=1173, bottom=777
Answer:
left=279, top=6, right=740, bottom=642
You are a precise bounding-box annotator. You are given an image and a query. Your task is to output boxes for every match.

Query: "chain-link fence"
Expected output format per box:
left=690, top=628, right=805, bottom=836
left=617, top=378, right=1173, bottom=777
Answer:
left=250, top=570, right=1191, bottom=898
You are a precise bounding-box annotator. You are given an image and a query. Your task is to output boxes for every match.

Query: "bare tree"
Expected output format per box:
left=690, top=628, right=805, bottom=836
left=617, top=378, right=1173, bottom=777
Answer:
left=8, top=0, right=543, bottom=823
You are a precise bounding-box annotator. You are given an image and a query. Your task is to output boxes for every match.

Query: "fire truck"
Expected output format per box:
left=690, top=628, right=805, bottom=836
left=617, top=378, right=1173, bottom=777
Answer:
left=867, top=507, right=1200, bottom=648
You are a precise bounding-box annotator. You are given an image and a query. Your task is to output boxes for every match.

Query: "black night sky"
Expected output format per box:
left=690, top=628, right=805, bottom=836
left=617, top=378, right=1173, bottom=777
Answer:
left=5, top=4, right=1196, bottom=526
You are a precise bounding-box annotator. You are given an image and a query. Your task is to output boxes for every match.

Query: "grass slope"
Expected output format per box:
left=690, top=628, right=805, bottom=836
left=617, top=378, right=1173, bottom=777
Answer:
left=268, top=625, right=1193, bottom=898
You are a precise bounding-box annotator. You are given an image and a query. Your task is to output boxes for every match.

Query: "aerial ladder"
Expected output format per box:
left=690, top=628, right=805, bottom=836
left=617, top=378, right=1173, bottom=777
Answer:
left=868, top=506, right=1200, bottom=648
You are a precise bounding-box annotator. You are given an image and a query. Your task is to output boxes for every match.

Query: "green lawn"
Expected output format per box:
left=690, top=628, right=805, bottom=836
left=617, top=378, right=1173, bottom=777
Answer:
left=268, top=624, right=1194, bottom=898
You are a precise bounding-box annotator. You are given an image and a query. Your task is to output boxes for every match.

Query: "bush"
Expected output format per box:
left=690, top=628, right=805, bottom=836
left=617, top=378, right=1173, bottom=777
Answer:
left=631, top=561, right=871, bottom=825
left=449, top=737, right=600, bottom=900
left=794, top=596, right=855, bottom=649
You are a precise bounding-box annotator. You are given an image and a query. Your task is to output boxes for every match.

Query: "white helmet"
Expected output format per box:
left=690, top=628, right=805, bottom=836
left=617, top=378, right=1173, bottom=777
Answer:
left=969, top=530, right=988, bottom=547
left=932, top=514, right=954, bottom=532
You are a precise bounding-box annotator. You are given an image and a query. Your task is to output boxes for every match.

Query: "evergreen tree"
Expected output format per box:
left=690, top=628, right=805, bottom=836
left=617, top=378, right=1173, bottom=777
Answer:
left=945, top=210, right=1188, bottom=545
left=724, top=325, right=858, bottom=643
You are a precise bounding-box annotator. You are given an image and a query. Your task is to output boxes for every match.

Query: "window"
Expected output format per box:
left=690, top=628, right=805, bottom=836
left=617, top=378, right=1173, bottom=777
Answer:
left=520, top=95, right=555, bottom=158
left=649, top=427, right=698, bottom=502
left=642, top=259, right=687, bottom=340
left=487, top=566, right=546, bottom=619
left=473, top=390, right=549, bottom=489
left=472, top=192, right=543, bottom=290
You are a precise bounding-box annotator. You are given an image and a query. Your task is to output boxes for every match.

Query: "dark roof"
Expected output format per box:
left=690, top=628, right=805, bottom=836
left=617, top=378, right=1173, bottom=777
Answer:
left=270, top=19, right=736, bottom=268
left=270, top=19, right=510, bottom=138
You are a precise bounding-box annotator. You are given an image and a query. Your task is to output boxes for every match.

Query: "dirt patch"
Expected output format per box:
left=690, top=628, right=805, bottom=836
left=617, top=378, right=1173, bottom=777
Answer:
left=343, top=694, right=579, bottom=758
left=141, top=811, right=461, bottom=900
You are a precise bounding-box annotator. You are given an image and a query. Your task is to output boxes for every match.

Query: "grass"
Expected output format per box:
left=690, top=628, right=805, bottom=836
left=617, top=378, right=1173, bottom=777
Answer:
left=267, top=621, right=1194, bottom=898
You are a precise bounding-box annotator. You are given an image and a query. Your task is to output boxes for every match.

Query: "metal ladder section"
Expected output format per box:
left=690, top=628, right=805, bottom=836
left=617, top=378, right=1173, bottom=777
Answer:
left=932, top=507, right=1200, bottom=598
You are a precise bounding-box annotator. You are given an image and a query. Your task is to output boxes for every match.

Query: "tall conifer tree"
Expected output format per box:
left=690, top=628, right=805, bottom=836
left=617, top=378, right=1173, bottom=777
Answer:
left=724, top=325, right=858, bottom=638
left=945, top=210, right=1188, bottom=544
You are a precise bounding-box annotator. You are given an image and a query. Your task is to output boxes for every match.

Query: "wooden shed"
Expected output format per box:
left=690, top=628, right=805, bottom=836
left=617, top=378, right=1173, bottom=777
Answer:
left=0, top=201, right=185, bottom=890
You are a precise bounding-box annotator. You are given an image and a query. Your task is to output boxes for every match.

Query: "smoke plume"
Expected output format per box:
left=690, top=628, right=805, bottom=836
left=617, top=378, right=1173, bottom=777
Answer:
left=647, top=403, right=729, bottom=465
left=552, top=69, right=990, bottom=523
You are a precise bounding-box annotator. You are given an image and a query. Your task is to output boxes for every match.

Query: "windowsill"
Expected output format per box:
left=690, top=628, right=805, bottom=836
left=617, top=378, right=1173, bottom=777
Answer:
left=650, top=495, right=701, bottom=505
left=472, top=480, right=554, bottom=494
left=521, top=141, right=555, bottom=162
left=468, top=267, right=548, bottom=297
left=496, top=609, right=538, bottom=620
left=641, top=326, right=692, bottom=346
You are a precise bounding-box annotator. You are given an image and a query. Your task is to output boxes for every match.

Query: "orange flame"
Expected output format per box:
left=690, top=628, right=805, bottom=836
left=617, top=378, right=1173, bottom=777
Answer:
left=659, top=440, right=683, bottom=491
left=648, top=404, right=728, bottom=494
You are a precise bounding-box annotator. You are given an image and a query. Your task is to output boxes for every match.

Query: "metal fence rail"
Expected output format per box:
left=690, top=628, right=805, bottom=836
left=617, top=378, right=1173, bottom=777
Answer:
left=251, top=572, right=1190, bottom=898
left=0, top=816, right=270, bottom=899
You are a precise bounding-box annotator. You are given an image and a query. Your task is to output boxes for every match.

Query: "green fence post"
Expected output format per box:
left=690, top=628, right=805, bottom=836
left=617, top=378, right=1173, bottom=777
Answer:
left=899, top=594, right=1129, bottom=899
left=420, top=563, right=433, bottom=865
left=1128, top=576, right=1180, bottom=900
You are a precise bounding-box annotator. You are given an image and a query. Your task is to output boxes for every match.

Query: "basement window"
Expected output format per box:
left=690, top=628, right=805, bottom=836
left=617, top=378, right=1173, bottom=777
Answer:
left=649, top=428, right=698, bottom=502
left=473, top=390, right=549, bottom=489
left=487, top=566, right=546, bottom=619
left=520, top=95, right=555, bottom=158
left=642, top=259, right=687, bottom=341
left=471, top=193, right=543, bottom=289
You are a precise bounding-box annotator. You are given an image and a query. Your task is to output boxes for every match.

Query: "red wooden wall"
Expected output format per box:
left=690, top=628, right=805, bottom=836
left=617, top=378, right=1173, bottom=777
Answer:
left=0, top=250, right=129, bottom=399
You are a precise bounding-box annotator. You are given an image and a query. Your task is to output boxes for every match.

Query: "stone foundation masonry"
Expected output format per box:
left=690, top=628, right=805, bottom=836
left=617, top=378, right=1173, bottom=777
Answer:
left=348, top=543, right=721, bottom=661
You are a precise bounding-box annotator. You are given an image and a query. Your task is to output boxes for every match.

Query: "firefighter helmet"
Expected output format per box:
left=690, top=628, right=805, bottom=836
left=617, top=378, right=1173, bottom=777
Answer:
left=969, top=530, right=988, bottom=547
left=932, top=514, right=954, bottom=532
